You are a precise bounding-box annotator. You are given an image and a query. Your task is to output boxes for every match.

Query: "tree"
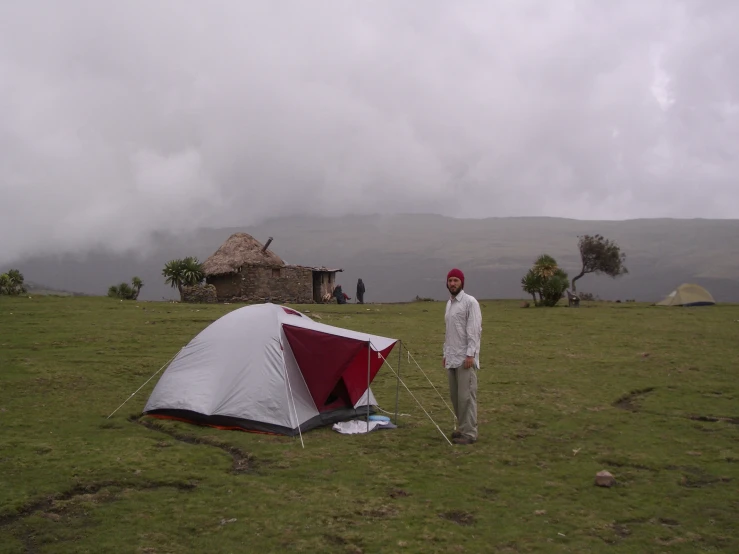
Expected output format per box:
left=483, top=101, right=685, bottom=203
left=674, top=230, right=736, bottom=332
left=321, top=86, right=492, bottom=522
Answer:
left=108, top=277, right=144, bottom=300
left=180, top=257, right=205, bottom=287
left=533, top=254, right=558, bottom=279
left=571, top=234, right=628, bottom=292
left=162, top=257, right=205, bottom=300
left=162, top=260, right=184, bottom=295
left=520, top=255, right=569, bottom=307
left=108, top=282, right=134, bottom=300
left=0, top=274, right=10, bottom=295
left=131, top=277, right=143, bottom=300
left=0, top=269, right=26, bottom=295
left=540, top=268, right=570, bottom=307
left=520, top=269, right=542, bottom=304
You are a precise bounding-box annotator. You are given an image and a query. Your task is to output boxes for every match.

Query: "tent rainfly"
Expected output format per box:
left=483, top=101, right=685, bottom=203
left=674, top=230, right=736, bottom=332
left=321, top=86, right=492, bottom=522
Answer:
left=142, top=303, right=398, bottom=436
left=656, top=283, right=716, bottom=307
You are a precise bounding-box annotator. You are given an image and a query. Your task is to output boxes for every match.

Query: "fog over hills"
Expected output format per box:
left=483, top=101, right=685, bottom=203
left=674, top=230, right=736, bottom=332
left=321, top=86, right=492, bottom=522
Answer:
left=8, top=215, right=739, bottom=303
left=3, top=3, right=739, bottom=299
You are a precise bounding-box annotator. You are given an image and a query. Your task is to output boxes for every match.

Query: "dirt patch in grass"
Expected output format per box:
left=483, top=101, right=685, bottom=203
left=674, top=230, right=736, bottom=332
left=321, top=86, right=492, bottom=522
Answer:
left=597, top=517, right=652, bottom=544
left=324, top=533, right=348, bottom=546
left=679, top=472, right=732, bottom=488
left=0, top=480, right=196, bottom=528
left=439, top=510, right=476, bottom=526
left=98, top=420, right=123, bottom=430
left=388, top=488, right=410, bottom=499
left=597, top=458, right=659, bottom=472
left=612, top=523, right=632, bottom=538
left=494, top=542, right=520, bottom=553
left=613, top=387, right=656, bottom=411
left=509, top=429, right=535, bottom=440
left=612, top=388, right=738, bottom=425
left=687, top=415, right=739, bottom=425
left=323, top=533, right=365, bottom=553
left=479, top=487, right=499, bottom=500
left=130, top=415, right=255, bottom=474
left=666, top=465, right=733, bottom=488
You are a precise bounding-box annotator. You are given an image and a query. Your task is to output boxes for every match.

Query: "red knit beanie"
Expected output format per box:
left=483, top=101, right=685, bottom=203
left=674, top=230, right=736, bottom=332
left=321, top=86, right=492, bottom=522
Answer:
left=447, top=268, right=464, bottom=288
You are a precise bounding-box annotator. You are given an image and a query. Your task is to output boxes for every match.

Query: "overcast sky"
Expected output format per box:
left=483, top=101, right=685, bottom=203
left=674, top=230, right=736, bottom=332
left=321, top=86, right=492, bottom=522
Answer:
left=1, top=1, right=738, bottom=264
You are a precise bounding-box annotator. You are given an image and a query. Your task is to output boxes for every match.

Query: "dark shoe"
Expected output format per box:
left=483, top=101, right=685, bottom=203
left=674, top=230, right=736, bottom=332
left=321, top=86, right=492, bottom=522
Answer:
left=451, top=430, right=462, bottom=439
left=453, top=436, right=477, bottom=445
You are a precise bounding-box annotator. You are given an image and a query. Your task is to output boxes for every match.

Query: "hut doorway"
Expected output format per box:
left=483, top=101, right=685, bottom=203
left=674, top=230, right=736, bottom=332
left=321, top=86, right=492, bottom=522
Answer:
left=312, top=273, right=323, bottom=302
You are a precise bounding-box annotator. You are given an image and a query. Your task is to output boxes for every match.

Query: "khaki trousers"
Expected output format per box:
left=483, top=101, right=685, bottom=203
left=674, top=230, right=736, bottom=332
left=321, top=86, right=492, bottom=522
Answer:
left=447, top=365, right=478, bottom=440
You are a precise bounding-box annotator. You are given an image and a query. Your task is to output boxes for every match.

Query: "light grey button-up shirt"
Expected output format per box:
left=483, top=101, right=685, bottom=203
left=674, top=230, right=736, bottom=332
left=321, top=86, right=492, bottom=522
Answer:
left=443, top=290, right=483, bottom=369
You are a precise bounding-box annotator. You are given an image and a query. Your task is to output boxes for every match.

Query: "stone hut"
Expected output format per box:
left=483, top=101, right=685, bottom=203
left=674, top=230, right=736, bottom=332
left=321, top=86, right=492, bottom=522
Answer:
left=202, top=233, right=342, bottom=303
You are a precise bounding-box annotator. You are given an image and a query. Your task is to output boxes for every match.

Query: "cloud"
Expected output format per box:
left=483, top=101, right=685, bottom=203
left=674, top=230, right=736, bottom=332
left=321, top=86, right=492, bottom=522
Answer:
left=1, top=0, right=738, bottom=264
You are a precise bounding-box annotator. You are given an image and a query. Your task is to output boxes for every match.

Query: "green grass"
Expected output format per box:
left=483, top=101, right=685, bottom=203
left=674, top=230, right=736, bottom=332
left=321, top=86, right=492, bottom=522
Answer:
left=1, top=296, right=738, bottom=553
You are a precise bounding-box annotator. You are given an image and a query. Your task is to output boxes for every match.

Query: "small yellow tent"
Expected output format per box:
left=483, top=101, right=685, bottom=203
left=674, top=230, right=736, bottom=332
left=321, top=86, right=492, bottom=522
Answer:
left=656, top=283, right=716, bottom=307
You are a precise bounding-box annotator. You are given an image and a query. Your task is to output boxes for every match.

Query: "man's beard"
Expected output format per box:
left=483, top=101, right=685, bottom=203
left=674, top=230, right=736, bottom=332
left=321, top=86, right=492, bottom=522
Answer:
left=447, top=284, right=461, bottom=297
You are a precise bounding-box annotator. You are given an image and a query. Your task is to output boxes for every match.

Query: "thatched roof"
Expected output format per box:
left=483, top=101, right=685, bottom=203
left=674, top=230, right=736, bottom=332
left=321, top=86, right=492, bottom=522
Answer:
left=202, top=233, right=285, bottom=276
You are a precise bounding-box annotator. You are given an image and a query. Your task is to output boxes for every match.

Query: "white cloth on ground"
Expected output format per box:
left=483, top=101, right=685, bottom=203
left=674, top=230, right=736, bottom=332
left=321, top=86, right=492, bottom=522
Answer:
left=332, top=419, right=393, bottom=434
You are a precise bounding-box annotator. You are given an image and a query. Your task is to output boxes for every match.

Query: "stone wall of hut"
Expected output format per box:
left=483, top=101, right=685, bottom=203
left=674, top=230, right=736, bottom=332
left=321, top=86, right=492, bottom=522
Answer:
left=207, top=264, right=314, bottom=303
left=181, top=284, right=218, bottom=304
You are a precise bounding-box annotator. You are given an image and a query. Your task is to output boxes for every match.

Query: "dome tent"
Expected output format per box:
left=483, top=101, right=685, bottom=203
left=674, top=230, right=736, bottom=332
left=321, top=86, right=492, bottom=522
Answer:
left=656, top=283, right=716, bottom=307
left=143, top=303, right=398, bottom=436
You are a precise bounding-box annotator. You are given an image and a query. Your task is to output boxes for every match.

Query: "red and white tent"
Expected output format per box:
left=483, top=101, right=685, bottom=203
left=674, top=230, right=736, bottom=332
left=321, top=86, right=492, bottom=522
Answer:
left=143, top=303, right=398, bottom=436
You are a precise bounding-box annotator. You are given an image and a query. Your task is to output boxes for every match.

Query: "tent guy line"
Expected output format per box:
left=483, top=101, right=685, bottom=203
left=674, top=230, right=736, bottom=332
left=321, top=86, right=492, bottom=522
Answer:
left=376, top=350, right=454, bottom=447
left=106, top=347, right=183, bottom=420
left=405, top=347, right=457, bottom=426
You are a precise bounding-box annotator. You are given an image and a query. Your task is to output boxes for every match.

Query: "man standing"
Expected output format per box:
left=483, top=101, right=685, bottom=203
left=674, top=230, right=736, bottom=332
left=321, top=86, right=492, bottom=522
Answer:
left=442, top=268, right=482, bottom=445
left=356, top=278, right=366, bottom=304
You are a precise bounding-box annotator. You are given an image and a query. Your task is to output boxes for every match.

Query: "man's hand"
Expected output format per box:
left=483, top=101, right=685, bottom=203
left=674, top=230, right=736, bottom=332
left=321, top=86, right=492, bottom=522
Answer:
left=463, top=356, right=474, bottom=369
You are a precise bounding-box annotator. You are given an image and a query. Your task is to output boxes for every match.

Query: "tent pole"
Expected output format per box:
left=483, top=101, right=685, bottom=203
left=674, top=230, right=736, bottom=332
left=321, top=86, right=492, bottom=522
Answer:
left=394, top=340, right=401, bottom=425
left=367, top=340, right=371, bottom=433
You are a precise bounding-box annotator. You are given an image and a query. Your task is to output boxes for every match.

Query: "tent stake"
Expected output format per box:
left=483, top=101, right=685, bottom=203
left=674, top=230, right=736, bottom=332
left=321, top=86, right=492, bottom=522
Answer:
left=394, top=340, right=401, bottom=425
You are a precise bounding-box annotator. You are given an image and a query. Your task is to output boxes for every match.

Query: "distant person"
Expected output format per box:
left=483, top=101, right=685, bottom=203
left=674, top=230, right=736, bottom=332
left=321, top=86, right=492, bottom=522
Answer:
left=356, top=279, right=366, bottom=304
left=333, top=285, right=349, bottom=305
left=442, top=268, right=482, bottom=445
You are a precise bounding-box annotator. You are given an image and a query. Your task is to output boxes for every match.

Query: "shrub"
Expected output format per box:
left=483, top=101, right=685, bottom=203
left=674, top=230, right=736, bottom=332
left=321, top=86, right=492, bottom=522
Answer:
left=0, top=269, right=26, bottom=296
left=107, top=277, right=143, bottom=300
left=520, top=255, right=569, bottom=307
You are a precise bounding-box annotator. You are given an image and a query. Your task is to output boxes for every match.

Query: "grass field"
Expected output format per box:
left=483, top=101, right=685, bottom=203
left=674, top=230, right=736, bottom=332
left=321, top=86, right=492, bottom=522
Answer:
left=1, top=296, right=738, bottom=553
